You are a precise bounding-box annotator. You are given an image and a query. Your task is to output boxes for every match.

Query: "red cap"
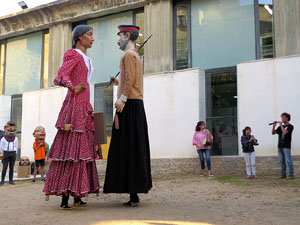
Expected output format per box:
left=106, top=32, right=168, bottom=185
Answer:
left=117, top=25, right=140, bottom=35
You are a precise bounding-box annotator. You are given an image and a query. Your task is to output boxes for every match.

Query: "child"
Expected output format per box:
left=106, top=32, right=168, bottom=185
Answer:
left=32, top=126, right=47, bottom=183
left=193, top=121, right=213, bottom=177
left=241, top=126, right=259, bottom=179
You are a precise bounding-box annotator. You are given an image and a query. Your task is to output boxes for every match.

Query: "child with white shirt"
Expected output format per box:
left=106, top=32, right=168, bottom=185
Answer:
left=0, top=121, right=18, bottom=186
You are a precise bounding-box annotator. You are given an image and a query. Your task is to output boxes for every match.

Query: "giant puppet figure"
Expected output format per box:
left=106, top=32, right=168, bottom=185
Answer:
left=0, top=121, right=18, bottom=186
left=43, top=25, right=100, bottom=209
left=103, top=25, right=152, bottom=206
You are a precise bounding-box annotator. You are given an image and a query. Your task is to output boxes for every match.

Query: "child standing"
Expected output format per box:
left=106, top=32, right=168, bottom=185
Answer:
left=241, top=126, right=259, bottom=179
left=32, top=126, right=47, bottom=183
left=193, top=121, right=213, bottom=177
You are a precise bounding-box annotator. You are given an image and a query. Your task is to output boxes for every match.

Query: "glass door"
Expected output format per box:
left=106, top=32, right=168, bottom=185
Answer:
left=206, top=67, right=238, bottom=156
left=11, top=94, right=22, bottom=160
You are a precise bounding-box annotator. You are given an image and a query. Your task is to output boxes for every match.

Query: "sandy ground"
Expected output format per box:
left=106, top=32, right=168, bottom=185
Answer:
left=0, top=174, right=299, bottom=225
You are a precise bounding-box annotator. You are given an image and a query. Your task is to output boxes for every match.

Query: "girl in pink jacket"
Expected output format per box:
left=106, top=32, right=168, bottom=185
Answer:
left=193, top=121, right=213, bottom=177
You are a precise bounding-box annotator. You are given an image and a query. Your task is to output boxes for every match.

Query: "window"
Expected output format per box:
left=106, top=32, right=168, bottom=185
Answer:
left=0, top=41, right=6, bottom=94
left=5, top=32, right=43, bottom=95
left=256, top=0, right=274, bottom=58
left=206, top=67, right=238, bottom=156
left=11, top=94, right=22, bottom=160
left=174, top=0, right=191, bottom=70
left=191, top=0, right=256, bottom=70
left=42, top=31, right=49, bottom=88
left=87, top=11, right=133, bottom=84
left=134, top=9, right=145, bottom=61
left=94, top=83, right=113, bottom=137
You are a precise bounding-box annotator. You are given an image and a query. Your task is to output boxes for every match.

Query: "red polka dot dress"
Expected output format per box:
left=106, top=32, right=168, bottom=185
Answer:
left=43, top=49, right=100, bottom=198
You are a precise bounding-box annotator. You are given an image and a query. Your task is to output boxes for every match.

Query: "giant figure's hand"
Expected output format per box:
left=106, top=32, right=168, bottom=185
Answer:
left=115, top=99, right=125, bottom=113
left=110, top=76, right=119, bottom=85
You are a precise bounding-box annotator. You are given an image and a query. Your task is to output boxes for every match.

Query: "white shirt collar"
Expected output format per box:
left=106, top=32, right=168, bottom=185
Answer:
left=74, top=49, right=94, bottom=82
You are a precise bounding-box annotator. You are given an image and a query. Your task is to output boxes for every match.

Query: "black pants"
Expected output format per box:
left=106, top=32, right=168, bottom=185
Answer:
left=1, top=151, right=16, bottom=182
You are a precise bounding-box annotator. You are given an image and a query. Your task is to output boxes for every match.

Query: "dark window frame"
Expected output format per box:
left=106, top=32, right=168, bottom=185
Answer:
left=133, top=8, right=144, bottom=25
left=254, top=0, right=275, bottom=59
left=173, top=0, right=192, bottom=70
left=10, top=94, right=22, bottom=160
left=72, top=20, right=88, bottom=30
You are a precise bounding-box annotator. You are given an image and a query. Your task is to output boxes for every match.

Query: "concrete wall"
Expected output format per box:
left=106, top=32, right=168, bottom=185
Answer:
left=48, top=23, right=72, bottom=87
left=144, top=0, right=173, bottom=74
left=21, top=84, right=96, bottom=159
left=0, top=95, right=11, bottom=129
left=143, top=68, right=205, bottom=158
left=21, top=87, right=68, bottom=159
left=237, top=55, right=300, bottom=156
left=274, top=0, right=300, bottom=57
left=21, top=68, right=204, bottom=160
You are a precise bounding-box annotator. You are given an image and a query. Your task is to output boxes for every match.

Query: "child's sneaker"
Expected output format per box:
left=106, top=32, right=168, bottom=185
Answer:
left=246, top=176, right=251, bottom=180
left=208, top=174, right=214, bottom=177
left=252, top=175, right=258, bottom=179
left=200, top=174, right=206, bottom=177
left=41, top=179, right=46, bottom=182
left=31, top=179, right=36, bottom=184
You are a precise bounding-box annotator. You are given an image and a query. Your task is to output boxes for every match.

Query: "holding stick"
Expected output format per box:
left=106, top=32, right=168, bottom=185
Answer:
left=106, top=34, right=153, bottom=87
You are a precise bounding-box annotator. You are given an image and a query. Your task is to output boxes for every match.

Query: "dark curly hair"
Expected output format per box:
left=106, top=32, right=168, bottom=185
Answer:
left=281, top=112, right=291, bottom=121
left=195, top=121, right=205, bottom=131
left=242, top=126, right=251, bottom=136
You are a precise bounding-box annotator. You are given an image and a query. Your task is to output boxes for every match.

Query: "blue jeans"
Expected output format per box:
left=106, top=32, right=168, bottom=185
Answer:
left=197, top=149, right=211, bottom=170
left=278, top=148, right=294, bottom=175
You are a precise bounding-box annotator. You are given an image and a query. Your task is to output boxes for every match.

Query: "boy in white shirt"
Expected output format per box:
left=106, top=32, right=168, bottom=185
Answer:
left=0, top=121, right=18, bottom=186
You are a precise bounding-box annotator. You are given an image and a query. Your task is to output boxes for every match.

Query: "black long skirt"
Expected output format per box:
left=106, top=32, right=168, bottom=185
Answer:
left=103, top=99, right=152, bottom=194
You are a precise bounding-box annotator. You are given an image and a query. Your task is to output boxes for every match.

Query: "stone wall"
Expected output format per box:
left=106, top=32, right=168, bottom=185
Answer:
left=96, top=155, right=300, bottom=177
left=3, top=155, right=300, bottom=177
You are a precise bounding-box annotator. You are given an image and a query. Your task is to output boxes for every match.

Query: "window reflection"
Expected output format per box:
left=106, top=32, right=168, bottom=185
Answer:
left=94, top=84, right=113, bottom=137
left=206, top=118, right=238, bottom=156
left=259, top=0, right=274, bottom=58
left=134, top=10, right=145, bottom=61
left=5, top=32, right=43, bottom=95
left=87, top=11, right=133, bottom=84
left=175, top=1, right=189, bottom=70
left=206, top=68, right=238, bottom=156
left=206, top=70, right=237, bottom=118
left=11, top=95, right=22, bottom=160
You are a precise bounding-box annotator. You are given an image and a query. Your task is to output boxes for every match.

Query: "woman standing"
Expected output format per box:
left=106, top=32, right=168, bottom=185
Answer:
left=43, top=25, right=100, bottom=209
left=241, top=126, right=259, bottom=179
left=193, top=121, right=214, bottom=177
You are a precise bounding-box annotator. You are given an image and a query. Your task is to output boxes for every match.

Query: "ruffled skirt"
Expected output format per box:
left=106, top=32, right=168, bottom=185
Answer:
left=43, top=94, right=100, bottom=197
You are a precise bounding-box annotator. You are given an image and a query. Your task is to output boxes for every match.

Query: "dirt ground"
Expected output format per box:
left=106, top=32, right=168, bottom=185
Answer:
left=0, top=174, right=299, bottom=225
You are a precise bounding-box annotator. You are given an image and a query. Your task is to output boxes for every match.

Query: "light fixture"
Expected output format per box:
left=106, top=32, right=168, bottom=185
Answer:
left=264, top=4, right=273, bottom=15
left=18, top=1, right=28, bottom=9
